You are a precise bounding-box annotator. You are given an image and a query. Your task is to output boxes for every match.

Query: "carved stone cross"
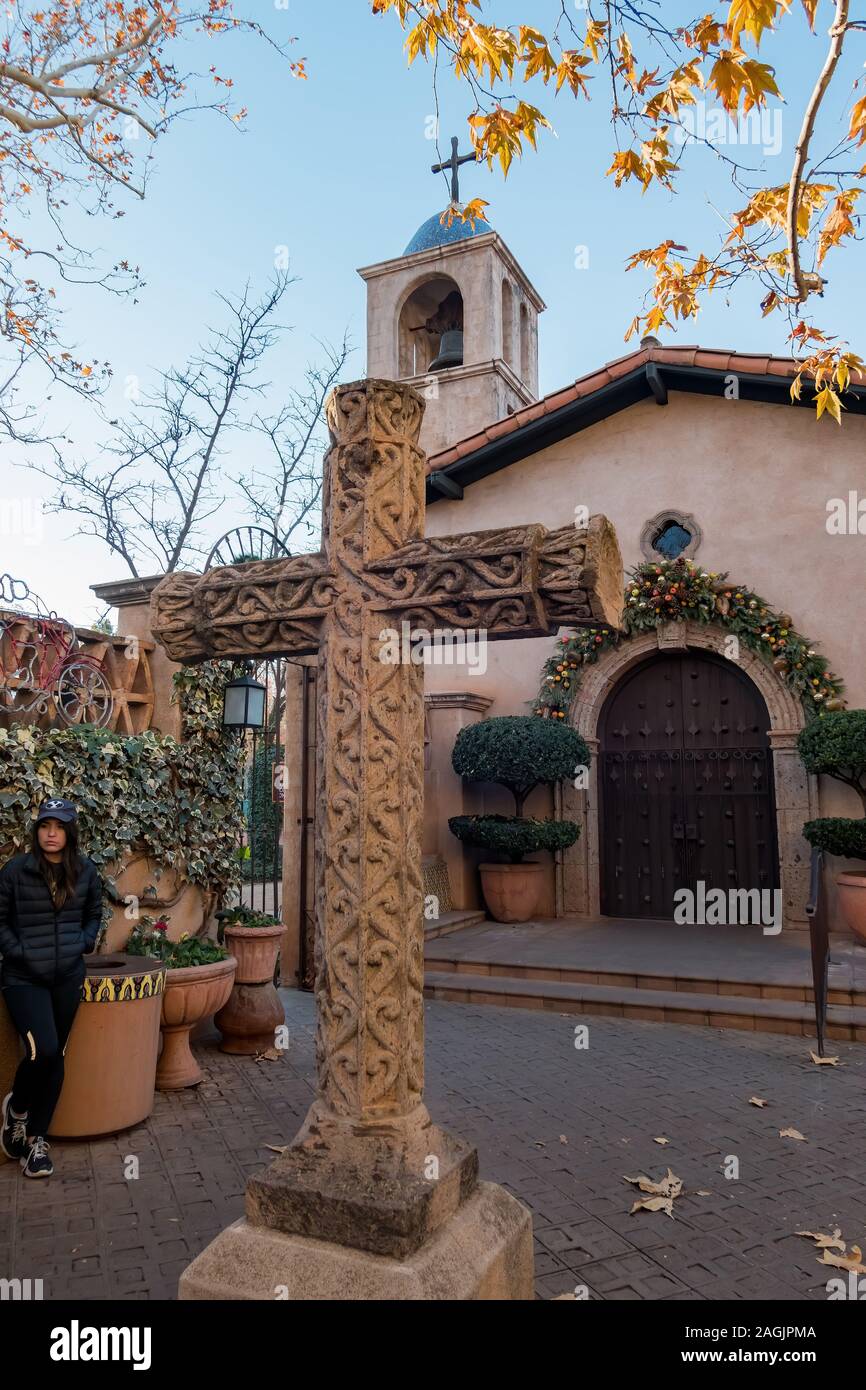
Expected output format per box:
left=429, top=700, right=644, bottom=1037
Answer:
left=150, top=379, right=622, bottom=1297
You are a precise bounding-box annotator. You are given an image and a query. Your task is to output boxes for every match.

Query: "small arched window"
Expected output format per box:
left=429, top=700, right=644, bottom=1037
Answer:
left=501, top=279, right=514, bottom=368
left=519, top=302, right=530, bottom=383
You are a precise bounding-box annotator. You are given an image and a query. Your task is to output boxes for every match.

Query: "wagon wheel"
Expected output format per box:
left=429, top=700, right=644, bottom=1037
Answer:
left=204, top=527, right=290, bottom=571
left=55, top=662, right=114, bottom=728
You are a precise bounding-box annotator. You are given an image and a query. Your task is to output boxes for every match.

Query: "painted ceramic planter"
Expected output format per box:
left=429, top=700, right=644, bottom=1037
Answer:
left=39, top=954, right=167, bottom=1139
left=157, top=956, right=236, bottom=1089
left=479, top=862, right=545, bottom=924
left=215, top=923, right=285, bottom=1055
left=836, top=871, right=866, bottom=943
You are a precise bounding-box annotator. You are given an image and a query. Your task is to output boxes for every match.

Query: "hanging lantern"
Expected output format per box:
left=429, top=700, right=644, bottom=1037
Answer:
left=222, top=666, right=266, bottom=730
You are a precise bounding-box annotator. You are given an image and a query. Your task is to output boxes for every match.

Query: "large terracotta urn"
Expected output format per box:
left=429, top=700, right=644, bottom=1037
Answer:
left=214, top=923, right=285, bottom=1055
left=157, top=956, right=237, bottom=1090
left=836, top=871, right=866, bottom=943
left=50, top=954, right=166, bottom=1138
left=479, top=862, right=545, bottom=924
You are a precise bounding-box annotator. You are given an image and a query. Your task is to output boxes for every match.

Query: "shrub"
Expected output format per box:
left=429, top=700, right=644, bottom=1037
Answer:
left=798, top=710, right=866, bottom=811
left=449, top=815, right=579, bottom=864
left=798, top=711, right=866, bottom=863
left=802, top=818, right=866, bottom=862
left=449, top=716, right=586, bottom=863
left=451, top=716, right=589, bottom=816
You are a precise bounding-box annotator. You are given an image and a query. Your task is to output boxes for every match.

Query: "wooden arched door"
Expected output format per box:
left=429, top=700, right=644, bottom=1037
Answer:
left=599, top=650, right=780, bottom=920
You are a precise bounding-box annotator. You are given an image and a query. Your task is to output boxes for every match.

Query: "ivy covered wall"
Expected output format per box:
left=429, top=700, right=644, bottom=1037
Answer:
left=0, top=661, right=245, bottom=916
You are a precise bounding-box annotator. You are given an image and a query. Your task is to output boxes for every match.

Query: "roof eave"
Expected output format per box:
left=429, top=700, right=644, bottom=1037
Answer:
left=425, top=363, right=866, bottom=504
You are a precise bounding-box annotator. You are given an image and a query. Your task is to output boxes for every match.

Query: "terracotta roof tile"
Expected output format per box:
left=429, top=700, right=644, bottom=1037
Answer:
left=603, top=348, right=642, bottom=372
left=542, top=386, right=581, bottom=412
left=654, top=346, right=697, bottom=368
left=571, top=369, right=611, bottom=398
left=485, top=417, right=518, bottom=440
left=767, top=357, right=795, bottom=377
left=692, top=350, right=733, bottom=371
left=728, top=354, right=771, bottom=375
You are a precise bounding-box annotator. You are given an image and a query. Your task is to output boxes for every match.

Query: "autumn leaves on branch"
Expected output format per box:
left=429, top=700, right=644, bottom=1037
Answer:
left=0, top=1, right=304, bottom=425
left=375, top=0, right=866, bottom=421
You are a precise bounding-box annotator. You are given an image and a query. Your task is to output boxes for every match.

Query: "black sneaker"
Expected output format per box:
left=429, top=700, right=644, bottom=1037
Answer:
left=1, top=1093, right=29, bottom=1161
left=21, top=1136, right=53, bottom=1178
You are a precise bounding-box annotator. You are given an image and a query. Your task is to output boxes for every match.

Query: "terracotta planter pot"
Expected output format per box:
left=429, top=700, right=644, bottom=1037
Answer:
left=49, top=954, right=166, bottom=1138
left=836, top=871, right=866, bottom=943
left=157, top=956, right=236, bottom=1090
left=220, top=922, right=283, bottom=984
left=479, top=862, right=545, bottom=924
left=215, top=923, right=286, bottom=1055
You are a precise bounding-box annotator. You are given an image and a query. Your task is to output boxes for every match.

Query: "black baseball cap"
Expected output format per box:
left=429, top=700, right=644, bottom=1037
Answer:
left=35, top=798, right=78, bottom=825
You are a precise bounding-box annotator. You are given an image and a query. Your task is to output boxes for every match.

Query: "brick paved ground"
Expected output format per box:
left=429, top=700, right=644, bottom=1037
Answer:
left=2, top=990, right=865, bottom=1301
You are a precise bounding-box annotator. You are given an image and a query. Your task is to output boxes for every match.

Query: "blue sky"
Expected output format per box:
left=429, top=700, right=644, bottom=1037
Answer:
left=3, top=0, right=865, bottom=623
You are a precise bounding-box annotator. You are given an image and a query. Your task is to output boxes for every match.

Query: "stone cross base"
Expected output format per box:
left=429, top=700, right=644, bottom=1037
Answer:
left=178, top=1100, right=534, bottom=1299
left=178, top=1182, right=533, bottom=1301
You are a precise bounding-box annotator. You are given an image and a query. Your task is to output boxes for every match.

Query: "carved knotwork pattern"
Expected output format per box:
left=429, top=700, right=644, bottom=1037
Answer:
left=316, top=384, right=427, bottom=1119
left=148, top=377, right=623, bottom=1127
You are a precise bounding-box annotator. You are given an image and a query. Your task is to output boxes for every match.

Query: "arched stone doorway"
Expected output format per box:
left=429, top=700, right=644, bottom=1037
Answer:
left=554, top=621, right=818, bottom=929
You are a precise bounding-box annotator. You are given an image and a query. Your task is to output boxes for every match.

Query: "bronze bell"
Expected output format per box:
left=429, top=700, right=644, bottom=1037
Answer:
left=429, top=328, right=463, bottom=372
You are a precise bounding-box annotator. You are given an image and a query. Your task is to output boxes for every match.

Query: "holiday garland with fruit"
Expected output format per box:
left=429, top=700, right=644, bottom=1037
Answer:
left=534, top=556, right=845, bottom=722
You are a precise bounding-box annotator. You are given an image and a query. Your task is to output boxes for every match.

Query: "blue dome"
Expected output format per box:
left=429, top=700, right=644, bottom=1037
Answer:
left=404, top=208, right=493, bottom=255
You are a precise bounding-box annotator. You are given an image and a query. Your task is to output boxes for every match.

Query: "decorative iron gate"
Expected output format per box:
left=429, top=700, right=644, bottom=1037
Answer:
left=241, top=657, right=286, bottom=925
left=600, top=650, right=780, bottom=919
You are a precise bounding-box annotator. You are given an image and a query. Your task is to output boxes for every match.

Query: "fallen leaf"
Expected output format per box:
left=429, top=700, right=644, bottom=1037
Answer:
left=255, top=1047, right=283, bottom=1062
left=631, top=1195, right=674, bottom=1218
left=796, top=1228, right=846, bottom=1253
left=749, top=1097, right=768, bottom=1107
left=559, top=1135, right=568, bottom=1145
left=820, top=1246, right=866, bottom=1274
left=696, top=1190, right=713, bottom=1197
left=265, top=1144, right=289, bottom=1155
left=810, top=1052, right=841, bottom=1066
left=779, top=1127, right=807, bottom=1142
left=533, top=1141, right=546, bottom=1149
left=654, top=1136, right=669, bottom=1145
left=553, top=1292, right=577, bottom=1299
left=624, top=1168, right=683, bottom=1199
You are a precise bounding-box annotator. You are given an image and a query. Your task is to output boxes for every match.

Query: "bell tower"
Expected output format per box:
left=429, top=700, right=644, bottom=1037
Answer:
left=357, top=139, right=545, bottom=459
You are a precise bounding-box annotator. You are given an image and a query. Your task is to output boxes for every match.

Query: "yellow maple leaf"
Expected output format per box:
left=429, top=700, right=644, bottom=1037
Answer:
left=818, top=190, right=861, bottom=265
left=815, top=386, right=843, bottom=424
left=607, top=148, right=647, bottom=188
left=849, top=95, right=866, bottom=147
left=555, top=51, right=593, bottom=99
left=727, top=0, right=786, bottom=47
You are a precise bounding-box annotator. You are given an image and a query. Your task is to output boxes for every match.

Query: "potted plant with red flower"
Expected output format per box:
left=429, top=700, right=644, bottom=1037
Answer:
left=127, top=914, right=236, bottom=1088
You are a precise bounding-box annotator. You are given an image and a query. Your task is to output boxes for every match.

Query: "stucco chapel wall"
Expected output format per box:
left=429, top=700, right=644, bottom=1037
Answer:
left=422, top=391, right=866, bottom=918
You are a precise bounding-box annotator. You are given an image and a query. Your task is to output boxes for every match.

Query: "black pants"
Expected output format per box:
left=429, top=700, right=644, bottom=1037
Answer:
left=2, top=972, right=83, bottom=1136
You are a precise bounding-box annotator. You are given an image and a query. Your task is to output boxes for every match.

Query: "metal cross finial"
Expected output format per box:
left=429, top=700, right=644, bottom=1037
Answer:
left=431, top=135, right=478, bottom=204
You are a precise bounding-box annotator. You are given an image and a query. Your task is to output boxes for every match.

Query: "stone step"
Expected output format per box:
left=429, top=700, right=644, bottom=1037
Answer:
left=423, top=953, right=866, bottom=1009
left=423, top=970, right=866, bottom=1042
left=424, top=910, right=487, bottom=942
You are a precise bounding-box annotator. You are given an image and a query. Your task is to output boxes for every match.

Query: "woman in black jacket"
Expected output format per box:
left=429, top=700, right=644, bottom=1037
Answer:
left=0, top=798, right=103, bottom=1178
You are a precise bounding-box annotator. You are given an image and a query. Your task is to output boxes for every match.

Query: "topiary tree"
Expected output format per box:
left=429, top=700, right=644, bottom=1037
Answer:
left=449, top=716, right=588, bottom=864
left=799, top=710, right=866, bottom=861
